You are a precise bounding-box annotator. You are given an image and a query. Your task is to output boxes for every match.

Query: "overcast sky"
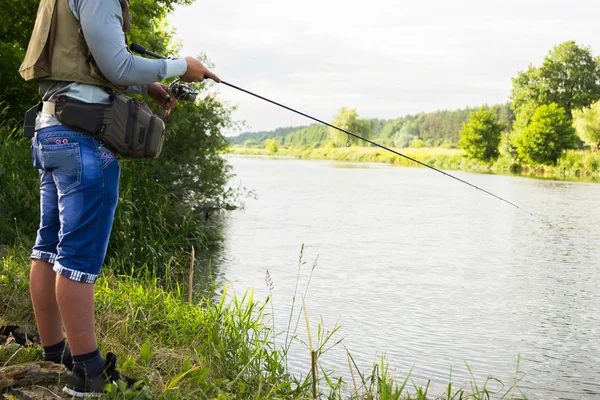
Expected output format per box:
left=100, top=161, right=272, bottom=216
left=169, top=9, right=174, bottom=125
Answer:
left=169, top=0, right=600, bottom=134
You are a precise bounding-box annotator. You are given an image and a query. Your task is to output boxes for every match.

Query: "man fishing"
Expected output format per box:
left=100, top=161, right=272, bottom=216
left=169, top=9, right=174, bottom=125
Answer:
left=19, top=0, right=218, bottom=396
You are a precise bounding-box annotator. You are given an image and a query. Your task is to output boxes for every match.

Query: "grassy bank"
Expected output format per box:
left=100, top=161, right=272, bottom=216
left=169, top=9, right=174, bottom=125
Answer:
left=1, top=245, right=295, bottom=399
left=0, top=246, right=528, bottom=399
left=229, top=145, right=600, bottom=181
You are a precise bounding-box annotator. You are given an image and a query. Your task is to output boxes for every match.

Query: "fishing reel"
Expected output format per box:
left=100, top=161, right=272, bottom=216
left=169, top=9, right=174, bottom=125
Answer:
left=128, top=44, right=200, bottom=102
left=166, top=80, right=198, bottom=102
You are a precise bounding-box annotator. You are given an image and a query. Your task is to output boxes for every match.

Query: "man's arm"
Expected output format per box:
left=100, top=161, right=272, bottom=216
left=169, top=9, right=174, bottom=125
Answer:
left=75, top=0, right=187, bottom=86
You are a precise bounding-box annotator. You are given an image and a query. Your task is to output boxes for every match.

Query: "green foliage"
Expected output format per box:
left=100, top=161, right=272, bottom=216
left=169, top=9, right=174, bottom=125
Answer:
left=0, top=138, right=40, bottom=247
left=393, top=119, right=418, bottom=147
left=513, top=103, right=578, bottom=165
left=510, top=66, right=545, bottom=119
left=0, top=0, right=39, bottom=129
left=128, top=0, right=194, bottom=56
left=410, top=138, right=426, bottom=148
left=328, top=107, right=371, bottom=146
left=573, top=100, right=600, bottom=148
left=511, top=41, right=600, bottom=118
left=228, top=125, right=307, bottom=145
left=232, top=104, right=513, bottom=151
left=278, top=124, right=328, bottom=147
left=459, top=106, right=504, bottom=161
left=265, top=138, right=279, bottom=153
left=153, top=94, right=236, bottom=213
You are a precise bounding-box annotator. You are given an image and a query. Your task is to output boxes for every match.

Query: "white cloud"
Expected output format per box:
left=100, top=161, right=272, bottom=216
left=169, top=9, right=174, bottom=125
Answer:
left=169, top=0, right=600, bottom=132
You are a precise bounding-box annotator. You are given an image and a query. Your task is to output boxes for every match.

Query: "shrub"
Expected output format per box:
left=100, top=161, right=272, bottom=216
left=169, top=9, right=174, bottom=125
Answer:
left=459, top=106, right=504, bottom=161
left=410, top=138, right=426, bottom=148
left=265, top=138, right=279, bottom=154
left=513, top=103, right=578, bottom=165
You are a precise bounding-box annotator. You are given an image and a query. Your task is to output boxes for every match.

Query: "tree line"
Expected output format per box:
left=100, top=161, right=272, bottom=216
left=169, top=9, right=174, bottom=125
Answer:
left=461, top=41, right=600, bottom=165
left=235, top=40, right=600, bottom=168
left=235, top=104, right=514, bottom=149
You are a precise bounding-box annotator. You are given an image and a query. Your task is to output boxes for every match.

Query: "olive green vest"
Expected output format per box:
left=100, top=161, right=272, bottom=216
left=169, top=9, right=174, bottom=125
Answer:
left=19, top=0, right=131, bottom=92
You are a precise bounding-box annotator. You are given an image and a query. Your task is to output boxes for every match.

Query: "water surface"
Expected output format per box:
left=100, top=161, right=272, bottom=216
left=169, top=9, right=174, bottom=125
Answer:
left=201, top=156, right=600, bottom=399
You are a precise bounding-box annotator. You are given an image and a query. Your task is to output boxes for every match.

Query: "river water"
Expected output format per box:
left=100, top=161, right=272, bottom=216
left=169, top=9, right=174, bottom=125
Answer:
left=201, top=155, right=600, bottom=399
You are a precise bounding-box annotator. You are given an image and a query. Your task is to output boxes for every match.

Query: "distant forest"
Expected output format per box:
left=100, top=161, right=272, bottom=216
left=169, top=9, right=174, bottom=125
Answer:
left=230, top=104, right=514, bottom=148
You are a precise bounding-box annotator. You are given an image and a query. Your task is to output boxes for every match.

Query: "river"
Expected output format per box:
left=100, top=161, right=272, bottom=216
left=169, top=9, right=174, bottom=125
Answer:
left=201, top=155, right=600, bottom=399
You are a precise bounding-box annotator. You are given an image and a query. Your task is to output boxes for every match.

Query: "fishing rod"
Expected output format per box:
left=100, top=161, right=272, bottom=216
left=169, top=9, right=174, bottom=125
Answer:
left=131, top=43, right=538, bottom=219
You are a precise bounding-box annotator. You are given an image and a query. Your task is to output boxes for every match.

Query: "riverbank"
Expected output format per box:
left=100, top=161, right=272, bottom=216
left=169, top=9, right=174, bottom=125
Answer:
left=0, top=246, right=528, bottom=399
left=229, top=145, right=600, bottom=182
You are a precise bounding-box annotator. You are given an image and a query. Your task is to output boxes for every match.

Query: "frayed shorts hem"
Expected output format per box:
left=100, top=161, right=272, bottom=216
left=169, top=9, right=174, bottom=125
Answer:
left=53, top=262, right=99, bottom=284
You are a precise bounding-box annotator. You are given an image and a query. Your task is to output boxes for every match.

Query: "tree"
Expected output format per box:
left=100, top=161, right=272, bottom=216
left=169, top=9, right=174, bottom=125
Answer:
left=573, top=100, right=600, bottom=149
left=459, top=106, right=504, bottom=161
left=510, top=66, right=546, bottom=118
left=265, top=138, right=279, bottom=153
left=513, top=103, right=578, bottom=165
left=0, top=0, right=40, bottom=130
left=393, top=120, right=419, bottom=147
left=328, top=107, right=371, bottom=146
left=511, top=41, right=600, bottom=119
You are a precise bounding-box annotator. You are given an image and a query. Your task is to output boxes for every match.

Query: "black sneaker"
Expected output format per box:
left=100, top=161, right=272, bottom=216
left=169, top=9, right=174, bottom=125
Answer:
left=63, top=352, right=139, bottom=398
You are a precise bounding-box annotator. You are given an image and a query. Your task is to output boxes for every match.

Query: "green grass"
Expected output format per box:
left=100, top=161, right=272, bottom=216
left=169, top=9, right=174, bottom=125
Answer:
left=228, top=145, right=600, bottom=182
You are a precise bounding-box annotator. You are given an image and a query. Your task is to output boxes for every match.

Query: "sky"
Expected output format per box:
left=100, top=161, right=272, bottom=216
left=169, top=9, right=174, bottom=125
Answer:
left=169, top=0, right=600, bottom=134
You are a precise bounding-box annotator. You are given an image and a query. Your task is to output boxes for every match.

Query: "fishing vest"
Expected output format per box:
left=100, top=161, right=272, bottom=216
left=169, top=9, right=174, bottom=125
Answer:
left=19, top=0, right=131, bottom=92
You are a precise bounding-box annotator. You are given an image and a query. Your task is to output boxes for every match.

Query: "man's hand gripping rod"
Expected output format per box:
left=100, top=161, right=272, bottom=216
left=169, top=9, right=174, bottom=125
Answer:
left=130, top=43, right=198, bottom=102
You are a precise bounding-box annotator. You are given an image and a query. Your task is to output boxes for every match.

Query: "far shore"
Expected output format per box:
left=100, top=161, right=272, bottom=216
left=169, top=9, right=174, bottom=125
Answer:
left=227, top=145, right=600, bottom=182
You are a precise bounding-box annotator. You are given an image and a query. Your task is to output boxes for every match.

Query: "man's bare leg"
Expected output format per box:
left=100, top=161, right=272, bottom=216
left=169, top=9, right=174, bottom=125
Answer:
left=55, top=275, right=97, bottom=355
left=30, top=259, right=63, bottom=346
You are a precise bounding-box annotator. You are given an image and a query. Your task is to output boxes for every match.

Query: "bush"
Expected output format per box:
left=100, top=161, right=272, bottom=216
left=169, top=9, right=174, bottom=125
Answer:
left=459, top=106, right=503, bottom=161
left=513, top=103, right=578, bottom=165
left=0, top=137, right=40, bottom=247
left=265, top=138, right=279, bottom=154
left=410, top=138, right=426, bottom=148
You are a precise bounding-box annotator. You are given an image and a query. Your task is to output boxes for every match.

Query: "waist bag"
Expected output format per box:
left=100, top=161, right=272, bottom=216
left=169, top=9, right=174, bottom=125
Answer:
left=54, top=93, right=165, bottom=159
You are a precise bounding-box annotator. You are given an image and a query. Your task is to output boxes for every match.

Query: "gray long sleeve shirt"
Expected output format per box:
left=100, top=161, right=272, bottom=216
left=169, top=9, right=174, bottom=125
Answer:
left=37, top=0, right=187, bottom=129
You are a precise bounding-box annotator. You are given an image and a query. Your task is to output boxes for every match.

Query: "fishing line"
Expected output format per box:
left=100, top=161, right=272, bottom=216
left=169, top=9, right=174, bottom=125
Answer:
left=219, top=81, right=540, bottom=219
left=129, top=43, right=540, bottom=220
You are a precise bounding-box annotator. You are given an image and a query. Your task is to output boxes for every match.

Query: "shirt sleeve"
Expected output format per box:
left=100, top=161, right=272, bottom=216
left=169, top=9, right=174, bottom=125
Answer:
left=75, top=0, right=188, bottom=86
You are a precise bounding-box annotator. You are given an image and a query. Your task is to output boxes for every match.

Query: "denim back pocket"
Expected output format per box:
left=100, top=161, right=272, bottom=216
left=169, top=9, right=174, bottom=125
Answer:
left=97, top=142, right=116, bottom=169
left=40, top=141, right=82, bottom=194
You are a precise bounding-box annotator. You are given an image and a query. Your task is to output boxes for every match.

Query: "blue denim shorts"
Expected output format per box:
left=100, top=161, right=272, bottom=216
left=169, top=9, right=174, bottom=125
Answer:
left=30, top=126, right=120, bottom=284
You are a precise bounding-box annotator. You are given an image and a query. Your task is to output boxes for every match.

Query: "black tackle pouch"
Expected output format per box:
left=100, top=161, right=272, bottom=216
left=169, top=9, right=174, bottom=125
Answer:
left=23, top=103, right=41, bottom=138
left=54, top=93, right=165, bottom=159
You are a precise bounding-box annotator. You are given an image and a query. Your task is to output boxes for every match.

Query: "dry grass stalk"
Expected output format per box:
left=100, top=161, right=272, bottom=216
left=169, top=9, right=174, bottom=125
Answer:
left=188, top=246, right=195, bottom=303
